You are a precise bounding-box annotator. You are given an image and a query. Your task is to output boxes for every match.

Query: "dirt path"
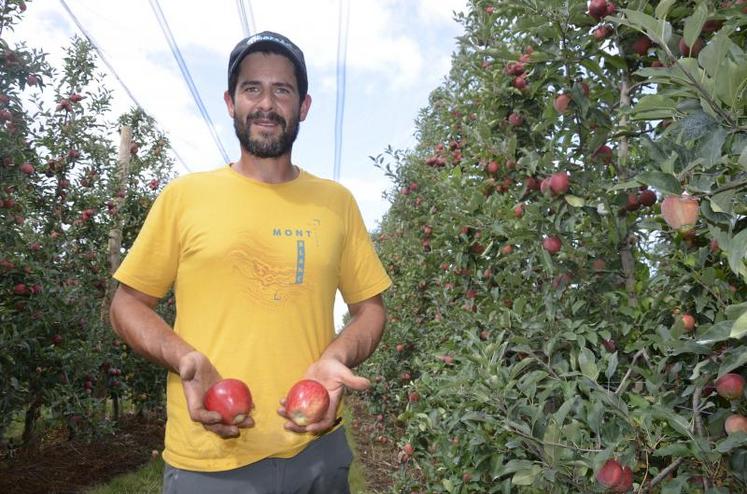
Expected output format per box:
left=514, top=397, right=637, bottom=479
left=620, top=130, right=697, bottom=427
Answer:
left=0, top=414, right=165, bottom=494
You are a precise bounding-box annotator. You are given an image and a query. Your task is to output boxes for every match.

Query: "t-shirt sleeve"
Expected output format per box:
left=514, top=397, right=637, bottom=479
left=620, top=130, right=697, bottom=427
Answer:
left=338, top=192, right=392, bottom=304
left=113, top=183, right=180, bottom=299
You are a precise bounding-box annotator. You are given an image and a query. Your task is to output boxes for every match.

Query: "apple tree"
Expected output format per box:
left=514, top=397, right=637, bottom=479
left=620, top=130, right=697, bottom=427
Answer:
left=363, top=0, right=746, bottom=492
left=1, top=2, right=175, bottom=445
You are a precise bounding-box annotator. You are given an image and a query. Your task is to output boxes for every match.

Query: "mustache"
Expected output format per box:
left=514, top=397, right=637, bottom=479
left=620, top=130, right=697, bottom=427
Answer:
left=247, top=111, right=286, bottom=127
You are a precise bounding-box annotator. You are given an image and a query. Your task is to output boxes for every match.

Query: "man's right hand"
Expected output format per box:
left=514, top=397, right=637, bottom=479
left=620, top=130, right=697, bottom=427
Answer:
left=178, top=351, right=255, bottom=438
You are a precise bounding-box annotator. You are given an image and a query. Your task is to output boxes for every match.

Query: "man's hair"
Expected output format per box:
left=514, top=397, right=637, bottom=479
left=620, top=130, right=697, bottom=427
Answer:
left=228, top=45, right=306, bottom=103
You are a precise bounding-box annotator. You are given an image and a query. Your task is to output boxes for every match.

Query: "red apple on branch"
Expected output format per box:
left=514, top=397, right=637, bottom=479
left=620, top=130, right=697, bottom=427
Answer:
left=612, top=466, right=633, bottom=492
left=549, top=171, right=570, bottom=195
left=631, top=36, right=652, bottom=56
left=715, top=373, right=745, bottom=400
left=725, top=414, right=747, bottom=435
left=285, top=379, right=330, bottom=426
left=593, top=25, right=613, bottom=41
left=679, top=37, right=704, bottom=57
left=638, top=189, right=656, bottom=207
left=553, top=93, right=571, bottom=114
left=203, top=378, right=253, bottom=425
left=681, top=313, right=696, bottom=332
left=542, top=235, right=562, bottom=254
left=661, top=195, right=699, bottom=230
left=588, top=0, right=608, bottom=19
left=596, top=459, right=623, bottom=489
left=593, top=145, right=613, bottom=164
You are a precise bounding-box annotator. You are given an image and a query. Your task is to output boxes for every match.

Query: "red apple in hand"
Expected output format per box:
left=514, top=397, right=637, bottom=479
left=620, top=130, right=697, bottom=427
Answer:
left=285, top=379, right=330, bottom=426
left=203, top=378, right=253, bottom=425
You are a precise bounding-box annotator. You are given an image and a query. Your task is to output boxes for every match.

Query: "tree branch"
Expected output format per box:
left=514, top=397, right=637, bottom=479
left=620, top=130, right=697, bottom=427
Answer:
left=646, top=458, right=684, bottom=491
left=615, top=349, right=647, bottom=395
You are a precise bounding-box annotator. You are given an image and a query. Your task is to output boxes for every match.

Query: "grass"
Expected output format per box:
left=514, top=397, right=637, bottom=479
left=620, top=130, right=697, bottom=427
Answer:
left=85, top=457, right=163, bottom=494
left=84, top=407, right=371, bottom=494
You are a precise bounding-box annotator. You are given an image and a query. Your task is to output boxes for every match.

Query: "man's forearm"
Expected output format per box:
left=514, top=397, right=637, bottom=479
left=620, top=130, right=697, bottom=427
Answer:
left=109, top=286, right=194, bottom=374
left=321, top=294, right=386, bottom=368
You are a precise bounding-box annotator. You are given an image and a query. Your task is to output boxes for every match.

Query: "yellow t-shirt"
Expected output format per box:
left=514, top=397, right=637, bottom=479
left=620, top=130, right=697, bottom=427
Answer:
left=113, top=165, right=392, bottom=472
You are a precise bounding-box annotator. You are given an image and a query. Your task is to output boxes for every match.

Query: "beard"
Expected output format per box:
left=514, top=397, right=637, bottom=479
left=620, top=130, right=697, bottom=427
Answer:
left=234, top=109, right=300, bottom=158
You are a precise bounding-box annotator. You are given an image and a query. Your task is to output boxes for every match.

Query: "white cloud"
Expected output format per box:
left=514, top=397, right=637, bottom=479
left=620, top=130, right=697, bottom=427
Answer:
left=9, top=0, right=467, bottom=327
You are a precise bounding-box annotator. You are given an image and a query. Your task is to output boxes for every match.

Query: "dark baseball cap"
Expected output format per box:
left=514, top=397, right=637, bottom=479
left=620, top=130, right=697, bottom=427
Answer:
left=227, top=31, right=308, bottom=99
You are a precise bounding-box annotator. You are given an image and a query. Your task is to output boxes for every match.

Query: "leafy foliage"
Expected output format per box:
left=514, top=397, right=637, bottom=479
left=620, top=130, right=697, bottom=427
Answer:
left=0, top=2, right=174, bottom=445
left=362, top=1, right=747, bottom=492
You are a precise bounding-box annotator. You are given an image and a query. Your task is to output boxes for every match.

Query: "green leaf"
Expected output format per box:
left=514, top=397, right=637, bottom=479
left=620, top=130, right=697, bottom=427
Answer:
left=655, top=0, right=677, bottom=19
left=697, top=127, right=726, bottom=167
left=710, top=190, right=734, bottom=214
left=715, top=58, right=747, bottom=109
left=632, top=94, right=678, bottom=120
left=653, top=443, right=691, bottom=457
left=442, top=478, right=455, bottom=492
left=727, top=229, right=747, bottom=282
left=554, top=397, right=576, bottom=427
left=725, top=302, right=747, bottom=321
left=695, top=321, right=734, bottom=345
left=661, top=476, right=688, bottom=494
left=700, top=28, right=737, bottom=79
left=636, top=171, right=681, bottom=194
left=578, top=348, right=599, bottom=381
left=730, top=310, right=747, bottom=339
left=718, top=347, right=747, bottom=376
left=543, top=422, right=561, bottom=466
left=605, top=352, right=618, bottom=380
left=683, top=3, right=707, bottom=49
left=564, top=195, right=585, bottom=208
left=511, top=466, right=542, bottom=485
left=608, top=180, right=641, bottom=192
left=715, top=432, right=747, bottom=453
left=620, top=9, right=672, bottom=45
left=679, top=110, right=717, bottom=141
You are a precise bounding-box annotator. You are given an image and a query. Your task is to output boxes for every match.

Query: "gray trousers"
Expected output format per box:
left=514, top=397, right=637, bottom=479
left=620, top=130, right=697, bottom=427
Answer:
left=162, top=427, right=352, bottom=494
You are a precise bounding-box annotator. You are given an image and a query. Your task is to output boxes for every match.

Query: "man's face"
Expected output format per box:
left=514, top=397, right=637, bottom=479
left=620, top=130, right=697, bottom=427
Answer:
left=225, top=52, right=310, bottom=158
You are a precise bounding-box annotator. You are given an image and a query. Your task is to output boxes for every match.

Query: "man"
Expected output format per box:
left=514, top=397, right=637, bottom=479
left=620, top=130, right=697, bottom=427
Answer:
left=109, top=31, right=391, bottom=493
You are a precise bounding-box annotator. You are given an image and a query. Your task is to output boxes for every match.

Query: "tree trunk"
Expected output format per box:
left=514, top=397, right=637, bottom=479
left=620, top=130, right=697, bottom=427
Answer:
left=99, top=126, right=133, bottom=324
left=21, top=395, right=43, bottom=445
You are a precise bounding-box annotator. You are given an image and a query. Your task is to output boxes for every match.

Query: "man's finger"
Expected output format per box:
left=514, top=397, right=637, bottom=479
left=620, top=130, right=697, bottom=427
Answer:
left=205, top=423, right=240, bottom=438
left=192, top=408, right=223, bottom=425
left=341, top=374, right=370, bottom=391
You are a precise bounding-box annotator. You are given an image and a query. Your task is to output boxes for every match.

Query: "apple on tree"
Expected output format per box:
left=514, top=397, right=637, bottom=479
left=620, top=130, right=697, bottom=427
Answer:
left=542, top=235, right=562, bottom=254
left=203, top=378, right=253, bottom=425
left=661, top=194, right=699, bottom=230
left=284, top=379, right=330, bottom=426
left=725, top=414, right=747, bottom=435
left=715, top=373, right=745, bottom=401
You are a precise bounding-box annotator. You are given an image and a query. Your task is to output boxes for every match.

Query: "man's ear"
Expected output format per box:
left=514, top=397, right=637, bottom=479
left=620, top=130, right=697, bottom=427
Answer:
left=224, top=90, right=235, bottom=118
left=299, top=94, right=312, bottom=122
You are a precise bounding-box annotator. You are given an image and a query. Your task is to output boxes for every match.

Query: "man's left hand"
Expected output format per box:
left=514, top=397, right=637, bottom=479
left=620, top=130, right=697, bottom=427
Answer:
left=277, top=357, right=369, bottom=433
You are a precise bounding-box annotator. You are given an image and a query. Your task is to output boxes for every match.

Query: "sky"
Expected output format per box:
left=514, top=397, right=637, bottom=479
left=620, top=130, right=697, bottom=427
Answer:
left=8, top=0, right=468, bottom=326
